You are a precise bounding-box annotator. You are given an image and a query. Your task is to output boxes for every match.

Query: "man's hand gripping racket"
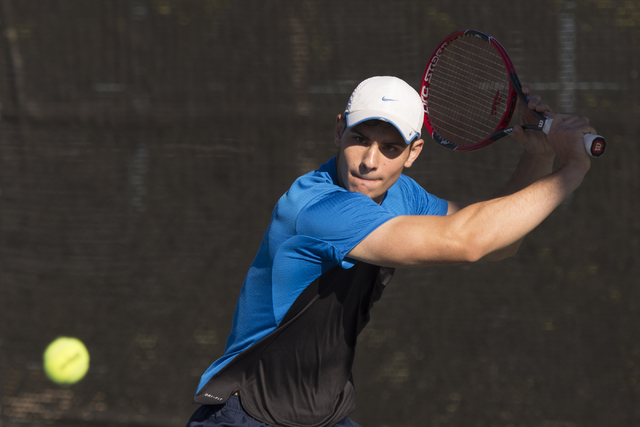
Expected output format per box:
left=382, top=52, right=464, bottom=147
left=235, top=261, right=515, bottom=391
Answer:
left=420, top=29, right=606, bottom=158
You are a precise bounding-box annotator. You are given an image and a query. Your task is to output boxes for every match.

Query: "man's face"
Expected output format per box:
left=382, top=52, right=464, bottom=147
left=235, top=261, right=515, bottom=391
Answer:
left=334, top=115, right=423, bottom=204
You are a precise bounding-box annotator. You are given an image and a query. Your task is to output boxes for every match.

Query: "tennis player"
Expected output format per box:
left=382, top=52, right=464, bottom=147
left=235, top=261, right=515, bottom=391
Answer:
left=187, top=76, right=594, bottom=427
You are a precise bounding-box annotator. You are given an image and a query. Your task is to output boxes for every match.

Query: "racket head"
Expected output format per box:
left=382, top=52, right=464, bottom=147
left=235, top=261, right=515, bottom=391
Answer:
left=420, top=30, right=518, bottom=151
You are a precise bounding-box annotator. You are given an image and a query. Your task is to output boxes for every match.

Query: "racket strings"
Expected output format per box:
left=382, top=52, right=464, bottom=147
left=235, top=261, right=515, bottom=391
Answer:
left=431, top=38, right=507, bottom=139
left=433, top=42, right=507, bottom=141
left=435, top=47, right=505, bottom=121
left=427, top=36, right=511, bottom=146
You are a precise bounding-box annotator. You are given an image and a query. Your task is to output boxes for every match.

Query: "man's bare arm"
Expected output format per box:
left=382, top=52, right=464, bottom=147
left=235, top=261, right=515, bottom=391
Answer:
left=348, top=114, right=594, bottom=268
left=443, top=86, right=557, bottom=261
left=349, top=164, right=585, bottom=267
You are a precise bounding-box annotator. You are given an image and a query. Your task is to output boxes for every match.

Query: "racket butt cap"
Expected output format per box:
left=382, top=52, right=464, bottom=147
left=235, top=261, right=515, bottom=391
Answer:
left=584, top=134, right=606, bottom=158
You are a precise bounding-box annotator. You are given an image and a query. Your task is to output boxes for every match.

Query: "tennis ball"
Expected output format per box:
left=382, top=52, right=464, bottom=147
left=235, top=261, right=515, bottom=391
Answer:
left=43, top=337, right=90, bottom=385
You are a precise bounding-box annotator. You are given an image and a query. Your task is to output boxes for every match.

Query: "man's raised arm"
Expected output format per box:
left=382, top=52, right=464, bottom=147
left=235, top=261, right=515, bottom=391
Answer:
left=348, top=113, right=594, bottom=268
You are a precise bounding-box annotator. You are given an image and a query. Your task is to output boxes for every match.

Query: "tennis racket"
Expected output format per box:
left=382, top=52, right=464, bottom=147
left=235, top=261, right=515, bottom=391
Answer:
left=420, top=29, right=606, bottom=158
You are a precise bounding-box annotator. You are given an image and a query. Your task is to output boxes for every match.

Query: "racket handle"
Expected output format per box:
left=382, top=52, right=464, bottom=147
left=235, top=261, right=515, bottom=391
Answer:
left=541, top=118, right=606, bottom=158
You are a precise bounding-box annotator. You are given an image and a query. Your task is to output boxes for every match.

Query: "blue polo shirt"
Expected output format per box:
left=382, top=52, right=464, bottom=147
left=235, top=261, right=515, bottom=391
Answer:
left=196, top=157, right=448, bottom=393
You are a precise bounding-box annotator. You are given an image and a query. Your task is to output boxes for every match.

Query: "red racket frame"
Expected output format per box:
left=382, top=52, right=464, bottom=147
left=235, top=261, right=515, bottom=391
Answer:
left=420, top=29, right=519, bottom=151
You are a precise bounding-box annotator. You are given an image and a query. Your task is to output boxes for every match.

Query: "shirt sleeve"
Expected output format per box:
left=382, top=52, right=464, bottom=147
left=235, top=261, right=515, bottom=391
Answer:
left=295, top=190, right=395, bottom=261
left=383, top=175, right=449, bottom=216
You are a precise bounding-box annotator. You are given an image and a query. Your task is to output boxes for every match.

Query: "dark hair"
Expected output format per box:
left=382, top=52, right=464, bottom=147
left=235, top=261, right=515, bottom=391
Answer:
left=341, top=118, right=417, bottom=149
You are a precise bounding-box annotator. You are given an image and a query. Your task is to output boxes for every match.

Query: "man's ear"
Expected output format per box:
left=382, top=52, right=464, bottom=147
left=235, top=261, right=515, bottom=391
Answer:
left=404, top=139, right=424, bottom=168
left=334, top=114, right=346, bottom=147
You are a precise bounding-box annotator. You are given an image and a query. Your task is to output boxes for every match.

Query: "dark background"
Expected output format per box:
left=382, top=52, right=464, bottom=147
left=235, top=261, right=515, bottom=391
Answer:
left=1, top=1, right=638, bottom=426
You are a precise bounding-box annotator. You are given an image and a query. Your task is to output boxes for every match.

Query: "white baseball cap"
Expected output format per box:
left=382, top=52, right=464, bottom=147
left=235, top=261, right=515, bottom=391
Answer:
left=344, top=76, right=424, bottom=144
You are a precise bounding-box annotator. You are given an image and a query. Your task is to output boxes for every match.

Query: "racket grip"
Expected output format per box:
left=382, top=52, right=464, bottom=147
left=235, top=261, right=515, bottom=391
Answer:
left=542, top=118, right=606, bottom=158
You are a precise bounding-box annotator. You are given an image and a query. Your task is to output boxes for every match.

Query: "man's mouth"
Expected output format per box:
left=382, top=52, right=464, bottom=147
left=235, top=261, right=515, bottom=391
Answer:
left=352, top=173, right=378, bottom=182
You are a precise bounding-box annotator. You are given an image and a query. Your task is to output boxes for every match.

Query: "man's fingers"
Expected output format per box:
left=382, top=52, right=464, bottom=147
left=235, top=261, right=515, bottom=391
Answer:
left=510, top=124, right=531, bottom=146
left=511, top=124, right=524, bottom=137
left=550, top=113, right=570, bottom=123
left=550, top=114, right=597, bottom=137
left=520, top=84, right=555, bottom=111
left=534, top=103, right=552, bottom=114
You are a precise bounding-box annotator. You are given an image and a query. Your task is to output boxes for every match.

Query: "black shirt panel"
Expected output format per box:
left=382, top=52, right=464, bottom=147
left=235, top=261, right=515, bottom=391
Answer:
left=194, top=262, right=395, bottom=427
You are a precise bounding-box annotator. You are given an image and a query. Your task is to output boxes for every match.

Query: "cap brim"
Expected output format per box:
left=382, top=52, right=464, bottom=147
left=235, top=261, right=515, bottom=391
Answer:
left=345, top=110, right=420, bottom=144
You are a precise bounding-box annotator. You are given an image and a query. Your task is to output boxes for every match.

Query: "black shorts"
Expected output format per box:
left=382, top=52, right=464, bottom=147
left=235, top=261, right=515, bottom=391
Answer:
left=186, top=395, right=363, bottom=427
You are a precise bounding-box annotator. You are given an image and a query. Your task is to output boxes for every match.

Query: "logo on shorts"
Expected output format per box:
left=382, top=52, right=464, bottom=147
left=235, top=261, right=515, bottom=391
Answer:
left=204, top=393, right=224, bottom=401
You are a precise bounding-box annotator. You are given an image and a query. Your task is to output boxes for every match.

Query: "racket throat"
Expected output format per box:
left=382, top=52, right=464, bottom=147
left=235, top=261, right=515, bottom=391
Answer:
left=509, top=72, right=529, bottom=106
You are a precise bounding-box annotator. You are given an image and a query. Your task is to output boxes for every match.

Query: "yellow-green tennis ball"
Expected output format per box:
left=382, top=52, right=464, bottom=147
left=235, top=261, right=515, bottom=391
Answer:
left=43, top=337, right=90, bottom=385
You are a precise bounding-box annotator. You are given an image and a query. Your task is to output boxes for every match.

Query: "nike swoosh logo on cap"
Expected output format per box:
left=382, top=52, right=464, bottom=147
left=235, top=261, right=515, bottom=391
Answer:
left=381, top=96, right=398, bottom=101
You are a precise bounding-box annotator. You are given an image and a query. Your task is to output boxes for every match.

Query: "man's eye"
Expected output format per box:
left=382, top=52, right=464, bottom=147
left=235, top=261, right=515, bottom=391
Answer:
left=354, top=136, right=366, bottom=143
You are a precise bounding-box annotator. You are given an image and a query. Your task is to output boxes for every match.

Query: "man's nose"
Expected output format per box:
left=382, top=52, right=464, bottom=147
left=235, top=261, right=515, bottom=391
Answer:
left=361, top=144, right=380, bottom=171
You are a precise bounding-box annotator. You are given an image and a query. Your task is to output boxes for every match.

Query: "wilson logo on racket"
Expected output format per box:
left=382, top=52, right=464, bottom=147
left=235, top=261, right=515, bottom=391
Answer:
left=491, top=90, right=507, bottom=116
left=592, top=141, right=605, bottom=155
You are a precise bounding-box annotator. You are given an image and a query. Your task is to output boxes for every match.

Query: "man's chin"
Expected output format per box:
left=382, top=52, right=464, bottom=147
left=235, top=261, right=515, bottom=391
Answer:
left=347, top=184, right=384, bottom=202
